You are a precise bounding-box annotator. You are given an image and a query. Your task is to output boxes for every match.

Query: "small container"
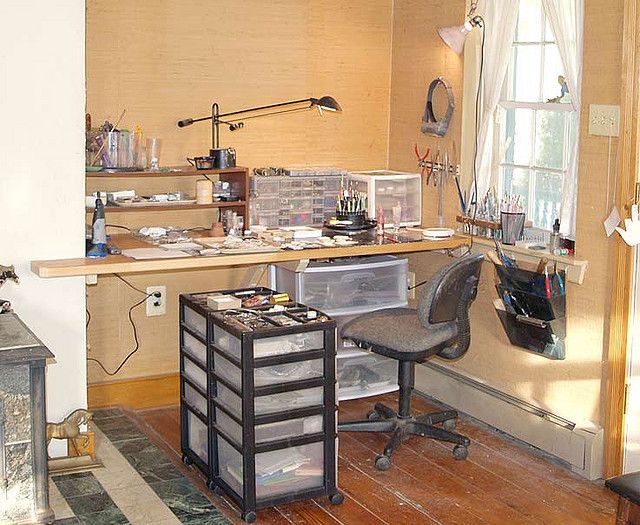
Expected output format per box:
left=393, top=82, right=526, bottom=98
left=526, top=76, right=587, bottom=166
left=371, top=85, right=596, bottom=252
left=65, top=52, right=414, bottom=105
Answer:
left=500, top=212, right=526, bottom=245
left=376, top=205, right=385, bottom=236
left=146, top=137, right=162, bottom=170
left=196, top=179, right=213, bottom=204
left=548, top=218, right=561, bottom=252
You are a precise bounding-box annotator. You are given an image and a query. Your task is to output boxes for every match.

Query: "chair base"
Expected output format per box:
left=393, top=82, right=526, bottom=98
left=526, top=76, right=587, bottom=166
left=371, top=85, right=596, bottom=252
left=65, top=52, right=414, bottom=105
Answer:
left=338, top=401, right=470, bottom=470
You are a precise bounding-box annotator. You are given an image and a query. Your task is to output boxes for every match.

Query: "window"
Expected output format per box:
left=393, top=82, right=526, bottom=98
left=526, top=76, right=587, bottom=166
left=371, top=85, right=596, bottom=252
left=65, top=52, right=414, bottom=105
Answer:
left=496, top=0, right=577, bottom=230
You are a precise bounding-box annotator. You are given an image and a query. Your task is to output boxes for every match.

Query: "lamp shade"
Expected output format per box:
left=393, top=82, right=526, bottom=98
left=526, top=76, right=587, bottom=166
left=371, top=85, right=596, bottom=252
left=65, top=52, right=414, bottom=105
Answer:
left=437, top=21, right=473, bottom=55
left=311, top=96, right=342, bottom=112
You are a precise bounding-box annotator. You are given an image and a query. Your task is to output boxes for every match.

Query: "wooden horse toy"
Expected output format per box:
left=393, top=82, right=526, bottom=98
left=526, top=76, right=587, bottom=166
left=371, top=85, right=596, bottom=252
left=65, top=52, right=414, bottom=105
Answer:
left=46, top=408, right=94, bottom=456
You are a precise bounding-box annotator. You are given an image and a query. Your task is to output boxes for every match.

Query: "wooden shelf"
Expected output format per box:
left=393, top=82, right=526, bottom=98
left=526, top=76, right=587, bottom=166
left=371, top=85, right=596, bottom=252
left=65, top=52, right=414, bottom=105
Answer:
left=85, top=166, right=247, bottom=178
left=85, top=201, right=246, bottom=213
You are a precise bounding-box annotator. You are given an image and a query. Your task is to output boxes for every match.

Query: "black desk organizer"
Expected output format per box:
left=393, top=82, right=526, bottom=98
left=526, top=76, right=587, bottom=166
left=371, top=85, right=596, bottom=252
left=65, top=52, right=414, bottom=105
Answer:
left=493, top=264, right=567, bottom=359
left=179, top=287, right=342, bottom=523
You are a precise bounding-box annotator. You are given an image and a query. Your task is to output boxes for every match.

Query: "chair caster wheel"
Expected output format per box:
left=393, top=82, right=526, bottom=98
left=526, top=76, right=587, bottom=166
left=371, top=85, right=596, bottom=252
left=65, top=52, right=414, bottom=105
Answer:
left=182, top=454, right=192, bottom=466
left=330, top=492, right=344, bottom=505
left=375, top=454, right=391, bottom=471
left=443, top=418, right=456, bottom=431
left=367, top=410, right=381, bottom=421
left=453, top=445, right=468, bottom=460
left=206, top=479, right=215, bottom=490
left=212, top=485, right=224, bottom=496
left=242, top=511, right=257, bottom=523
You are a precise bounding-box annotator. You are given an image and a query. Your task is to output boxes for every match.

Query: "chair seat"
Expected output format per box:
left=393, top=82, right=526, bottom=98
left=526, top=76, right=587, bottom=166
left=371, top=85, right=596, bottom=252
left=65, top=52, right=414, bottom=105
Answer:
left=341, top=307, right=457, bottom=361
left=606, top=472, right=640, bottom=506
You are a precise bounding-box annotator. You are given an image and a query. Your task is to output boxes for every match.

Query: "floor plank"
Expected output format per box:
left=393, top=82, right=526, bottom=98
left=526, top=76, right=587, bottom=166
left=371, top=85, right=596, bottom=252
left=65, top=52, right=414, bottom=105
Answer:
left=134, top=393, right=617, bottom=525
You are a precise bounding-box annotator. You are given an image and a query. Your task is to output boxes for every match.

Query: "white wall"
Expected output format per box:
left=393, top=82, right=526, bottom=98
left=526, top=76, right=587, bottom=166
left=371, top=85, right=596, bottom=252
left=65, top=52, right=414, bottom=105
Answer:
left=0, top=0, right=86, bottom=457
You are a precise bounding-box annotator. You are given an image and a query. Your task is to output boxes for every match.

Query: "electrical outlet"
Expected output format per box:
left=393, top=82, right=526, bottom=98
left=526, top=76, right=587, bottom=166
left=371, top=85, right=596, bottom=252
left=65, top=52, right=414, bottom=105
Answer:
left=589, top=104, right=620, bottom=137
left=408, top=272, right=416, bottom=300
left=146, top=286, right=166, bottom=316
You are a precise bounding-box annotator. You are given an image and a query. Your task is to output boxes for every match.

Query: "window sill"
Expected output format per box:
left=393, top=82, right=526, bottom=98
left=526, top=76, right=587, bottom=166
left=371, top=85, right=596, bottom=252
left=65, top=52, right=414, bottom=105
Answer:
left=467, top=236, right=588, bottom=285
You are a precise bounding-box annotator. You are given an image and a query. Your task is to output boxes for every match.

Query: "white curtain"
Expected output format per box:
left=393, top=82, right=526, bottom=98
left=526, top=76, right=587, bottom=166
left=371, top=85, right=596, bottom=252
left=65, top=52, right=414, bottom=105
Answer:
left=472, top=0, right=519, bottom=205
left=542, top=0, right=584, bottom=238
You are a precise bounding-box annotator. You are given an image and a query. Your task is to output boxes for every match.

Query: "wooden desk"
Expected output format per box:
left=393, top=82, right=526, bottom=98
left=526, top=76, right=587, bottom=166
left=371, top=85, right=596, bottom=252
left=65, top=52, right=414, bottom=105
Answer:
left=31, top=233, right=470, bottom=278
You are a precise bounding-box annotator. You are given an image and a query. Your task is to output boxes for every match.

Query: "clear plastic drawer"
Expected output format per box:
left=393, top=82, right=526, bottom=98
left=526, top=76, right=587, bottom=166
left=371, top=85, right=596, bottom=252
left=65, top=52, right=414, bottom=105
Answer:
left=216, top=382, right=323, bottom=418
left=187, top=410, right=208, bottom=465
left=182, top=330, right=206, bottom=364
left=218, top=437, right=324, bottom=500
left=214, top=351, right=324, bottom=391
left=216, top=408, right=323, bottom=446
left=214, top=327, right=324, bottom=361
left=336, top=350, right=398, bottom=401
left=270, top=256, right=408, bottom=315
left=184, top=382, right=207, bottom=416
left=183, top=357, right=207, bottom=392
left=183, top=306, right=207, bottom=339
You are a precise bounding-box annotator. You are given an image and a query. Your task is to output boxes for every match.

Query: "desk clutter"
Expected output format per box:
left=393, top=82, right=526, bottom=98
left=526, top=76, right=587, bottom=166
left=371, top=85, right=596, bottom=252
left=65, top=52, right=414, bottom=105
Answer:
left=490, top=244, right=566, bottom=360
left=179, top=287, right=342, bottom=522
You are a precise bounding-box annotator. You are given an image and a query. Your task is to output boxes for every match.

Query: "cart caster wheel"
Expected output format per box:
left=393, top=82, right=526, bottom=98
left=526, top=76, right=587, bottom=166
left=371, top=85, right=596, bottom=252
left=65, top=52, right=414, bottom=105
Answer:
left=367, top=410, right=381, bottom=421
left=212, top=485, right=224, bottom=496
left=453, top=445, right=468, bottom=460
left=242, top=511, right=257, bottom=523
left=330, top=492, right=344, bottom=505
left=182, top=454, right=192, bottom=466
left=443, top=418, right=456, bottom=431
left=375, top=454, right=391, bottom=471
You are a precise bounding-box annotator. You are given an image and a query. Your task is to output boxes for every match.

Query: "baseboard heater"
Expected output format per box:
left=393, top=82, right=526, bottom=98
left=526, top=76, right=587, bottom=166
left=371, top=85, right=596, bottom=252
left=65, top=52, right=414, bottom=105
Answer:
left=415, top=362, right=604, bottom=480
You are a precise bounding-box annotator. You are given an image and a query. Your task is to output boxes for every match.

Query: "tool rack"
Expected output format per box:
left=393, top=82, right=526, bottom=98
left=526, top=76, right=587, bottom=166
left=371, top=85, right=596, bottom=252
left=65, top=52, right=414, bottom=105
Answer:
left=179, top=287, right=342, bottom=523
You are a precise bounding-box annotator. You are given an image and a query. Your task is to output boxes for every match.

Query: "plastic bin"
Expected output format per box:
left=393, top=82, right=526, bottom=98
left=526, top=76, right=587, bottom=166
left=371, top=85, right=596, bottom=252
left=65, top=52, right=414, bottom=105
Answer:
left=183, top=307, right=207, bottom=339
left=216, top=382, right=324, bottom=417
left=270, top=256, right=408, bottom=315
left=187, top=410, right=208, bottom=465
left=182, top=331, right=207, bottom=364
left=214, top=351, right=324, bottom=390
left=183, top=356, right=207, bottom=391
left=184, top=382, right=207, bottom=416
left=348, top=170, right=422, bottom=226
left=336, top=350, right=398, bottom=400
left=216, top=408, right=323, bottom=446
left=218, top=437, right=324, bottom=500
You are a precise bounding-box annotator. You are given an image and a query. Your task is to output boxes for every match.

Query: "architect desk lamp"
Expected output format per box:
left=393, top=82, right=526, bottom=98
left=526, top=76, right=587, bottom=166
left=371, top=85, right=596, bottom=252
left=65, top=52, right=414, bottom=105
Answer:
left=177, top=96, right=342, bottom=154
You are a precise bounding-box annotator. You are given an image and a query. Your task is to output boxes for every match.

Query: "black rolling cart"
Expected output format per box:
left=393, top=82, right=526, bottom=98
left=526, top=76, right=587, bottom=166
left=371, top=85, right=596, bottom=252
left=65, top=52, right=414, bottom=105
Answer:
left=179, top=287, right=342, bottom=523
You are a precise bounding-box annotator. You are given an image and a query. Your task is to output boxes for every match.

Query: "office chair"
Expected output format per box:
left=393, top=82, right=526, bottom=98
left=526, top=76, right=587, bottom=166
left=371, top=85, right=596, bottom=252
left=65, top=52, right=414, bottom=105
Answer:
left=338, top=254, right=484, bottom=470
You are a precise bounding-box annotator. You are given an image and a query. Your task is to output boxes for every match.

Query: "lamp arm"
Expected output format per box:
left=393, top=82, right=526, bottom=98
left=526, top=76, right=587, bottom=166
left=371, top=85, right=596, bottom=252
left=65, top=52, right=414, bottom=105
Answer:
left=218, top=98, right=312, bottom=119
left=225, top=106, right=314, bottom=123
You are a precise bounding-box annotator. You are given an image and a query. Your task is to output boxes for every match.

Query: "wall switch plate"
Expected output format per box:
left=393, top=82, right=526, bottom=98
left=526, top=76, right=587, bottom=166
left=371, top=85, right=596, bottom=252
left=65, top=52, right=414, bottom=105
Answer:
left=589, top=104, right=620, bottom=136
left=146, top=286, right=166, bottom=316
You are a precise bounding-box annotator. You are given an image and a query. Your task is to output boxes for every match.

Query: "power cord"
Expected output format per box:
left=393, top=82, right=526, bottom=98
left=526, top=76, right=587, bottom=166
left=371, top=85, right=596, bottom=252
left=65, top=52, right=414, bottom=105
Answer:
left=87, top=274, right=162, bottom=376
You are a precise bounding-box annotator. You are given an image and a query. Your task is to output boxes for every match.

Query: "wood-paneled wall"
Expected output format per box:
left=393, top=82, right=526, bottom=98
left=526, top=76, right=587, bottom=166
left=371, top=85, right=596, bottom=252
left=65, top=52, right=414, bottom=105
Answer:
left=86, top=0, right=393, bottom=385
left=389, top=0, right=623, bottom=426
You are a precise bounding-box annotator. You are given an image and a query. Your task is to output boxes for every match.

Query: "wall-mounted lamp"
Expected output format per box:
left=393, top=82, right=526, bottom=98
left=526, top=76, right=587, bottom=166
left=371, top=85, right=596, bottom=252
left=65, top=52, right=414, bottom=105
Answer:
left=437, top=2, right=483, bottom=55
left=177, top=96, right=341, bottom=154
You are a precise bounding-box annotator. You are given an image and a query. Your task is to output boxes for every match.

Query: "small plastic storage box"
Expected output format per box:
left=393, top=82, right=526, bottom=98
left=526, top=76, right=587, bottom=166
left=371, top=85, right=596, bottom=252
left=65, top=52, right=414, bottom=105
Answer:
left=269, top=255, right=408, bottom=316
left=179, top=287, right=342, bottom=523
left=347, top=170, right=422, bottom=226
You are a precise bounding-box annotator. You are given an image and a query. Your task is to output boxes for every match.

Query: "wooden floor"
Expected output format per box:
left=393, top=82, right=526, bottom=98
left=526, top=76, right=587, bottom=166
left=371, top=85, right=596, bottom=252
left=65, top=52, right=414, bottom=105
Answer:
left=132, top=392, right=618, bottom=524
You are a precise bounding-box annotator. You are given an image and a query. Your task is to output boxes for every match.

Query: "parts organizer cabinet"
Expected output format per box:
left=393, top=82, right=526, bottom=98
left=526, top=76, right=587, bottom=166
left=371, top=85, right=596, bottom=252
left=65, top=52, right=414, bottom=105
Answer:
left=270, top=256, right=408, bottom=400
left=179, top=288, right=342, bottom=523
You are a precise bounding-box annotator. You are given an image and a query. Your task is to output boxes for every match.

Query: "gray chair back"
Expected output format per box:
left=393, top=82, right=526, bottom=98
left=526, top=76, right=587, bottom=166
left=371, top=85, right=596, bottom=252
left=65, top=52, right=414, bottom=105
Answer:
left=417, top=254, right=484, bottom=359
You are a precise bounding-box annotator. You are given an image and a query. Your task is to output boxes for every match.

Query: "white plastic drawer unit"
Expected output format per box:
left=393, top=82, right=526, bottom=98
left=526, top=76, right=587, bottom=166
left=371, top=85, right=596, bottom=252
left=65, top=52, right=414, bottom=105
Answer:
left=214, top=325, right=325, bottom=360
left=347, top=170, right=422, bottom=226
left=269, top=255, right=408, bottom=316
left=218, top=437, right=324, bottom=501
left=336, top=349, right=398, bottom=401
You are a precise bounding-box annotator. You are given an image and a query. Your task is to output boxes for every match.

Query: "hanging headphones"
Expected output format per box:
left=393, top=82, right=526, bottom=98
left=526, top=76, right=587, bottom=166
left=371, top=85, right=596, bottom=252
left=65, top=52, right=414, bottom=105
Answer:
left=421, top=76, right=455, bottom=138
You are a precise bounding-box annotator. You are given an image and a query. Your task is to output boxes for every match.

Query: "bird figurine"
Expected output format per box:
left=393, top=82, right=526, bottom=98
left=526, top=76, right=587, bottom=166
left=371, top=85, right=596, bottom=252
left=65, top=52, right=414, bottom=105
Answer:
left=547, top=75, right=570, bottom=103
